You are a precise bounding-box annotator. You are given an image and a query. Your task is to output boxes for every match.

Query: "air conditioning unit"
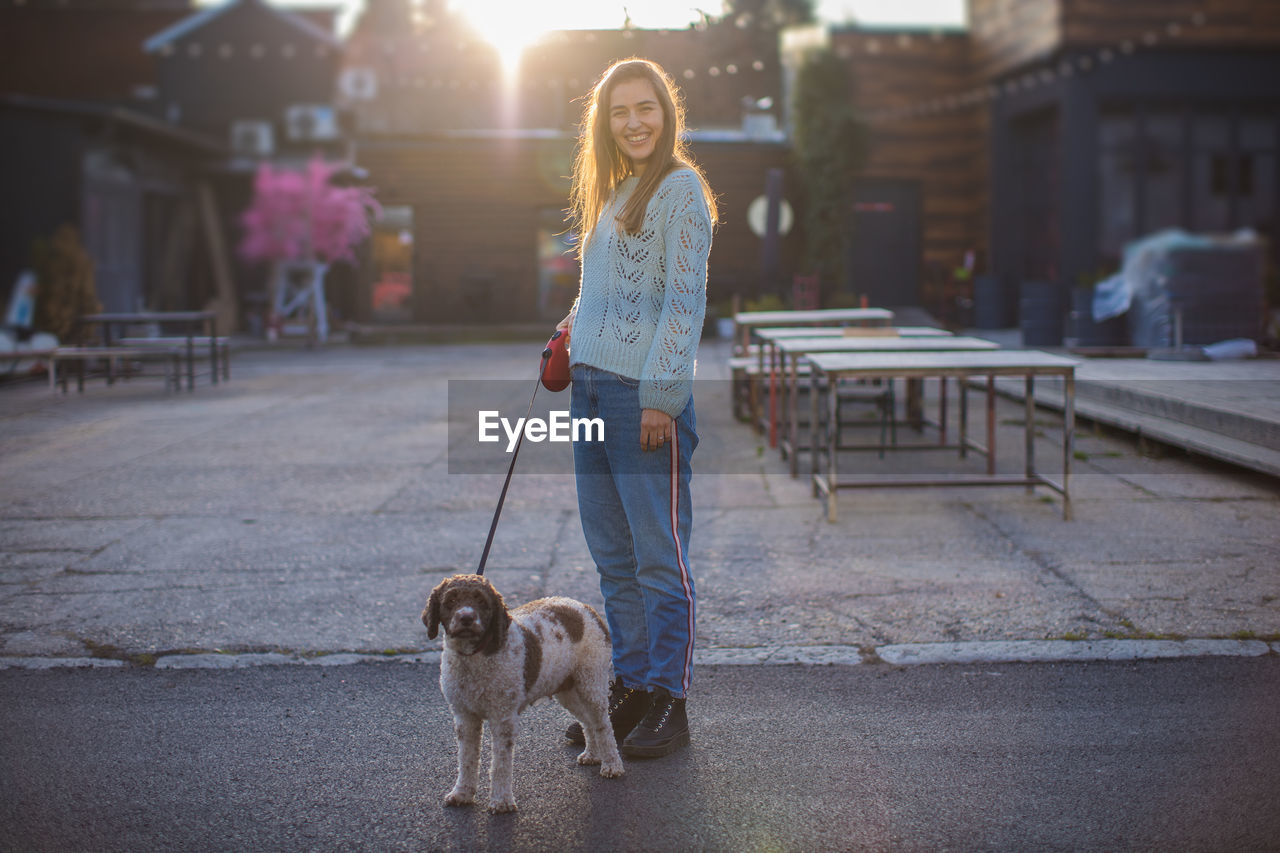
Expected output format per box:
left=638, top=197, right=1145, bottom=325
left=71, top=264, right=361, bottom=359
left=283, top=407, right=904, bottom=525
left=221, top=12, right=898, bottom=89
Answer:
left=742, top=113, right=780, bottom=140
left=339, top=67, right=378, bottom=101
left=230, top=120, right=274, bottom=156
left=285, top=104, right=339, bottom=141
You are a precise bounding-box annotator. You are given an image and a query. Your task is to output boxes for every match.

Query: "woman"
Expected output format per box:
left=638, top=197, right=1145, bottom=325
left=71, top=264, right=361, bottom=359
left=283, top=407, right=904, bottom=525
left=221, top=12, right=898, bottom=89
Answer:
left=557, top=58, right=717, bottom=759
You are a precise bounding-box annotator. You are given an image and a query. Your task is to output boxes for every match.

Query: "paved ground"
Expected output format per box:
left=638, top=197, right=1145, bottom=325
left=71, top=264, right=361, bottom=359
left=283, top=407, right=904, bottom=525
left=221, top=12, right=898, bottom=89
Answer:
left=1, top=338, right=1277, bottom=664
left=1, top=337, right=1278, bottom=850
left=4, top=657, right=1279, bottom=851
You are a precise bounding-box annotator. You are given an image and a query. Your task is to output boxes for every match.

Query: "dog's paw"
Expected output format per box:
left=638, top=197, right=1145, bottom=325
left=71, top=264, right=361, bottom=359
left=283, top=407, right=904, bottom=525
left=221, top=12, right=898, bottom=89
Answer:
left=576, top=750, right=601, bottom=766
left=444, top=787, right=476, bottom=807
left=487, top=798, right=518, bottom=814
left=599, top=759, right=624, bottom=779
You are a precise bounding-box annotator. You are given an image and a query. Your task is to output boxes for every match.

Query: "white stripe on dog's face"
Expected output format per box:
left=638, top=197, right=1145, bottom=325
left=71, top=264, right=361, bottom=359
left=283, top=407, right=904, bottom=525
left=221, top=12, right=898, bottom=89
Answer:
left=451, top=605, right=479, bottom=632
left=441, top=589, right=492, bottom=645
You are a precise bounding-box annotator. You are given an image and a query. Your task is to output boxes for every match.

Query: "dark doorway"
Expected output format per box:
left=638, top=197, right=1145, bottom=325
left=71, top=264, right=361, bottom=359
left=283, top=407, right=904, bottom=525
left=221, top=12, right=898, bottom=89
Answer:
left=846, top=179, right=922, bottom=306
left=1012, top=110, right=1060, bottom=281
left=82, top=152, right=142, bottom=313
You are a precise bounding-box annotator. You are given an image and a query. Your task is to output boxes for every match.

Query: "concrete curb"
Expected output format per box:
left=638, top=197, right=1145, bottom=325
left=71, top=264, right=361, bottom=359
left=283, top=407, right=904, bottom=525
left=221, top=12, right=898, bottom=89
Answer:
left=0, top=657, right=127, bottom=670
left=696, top=646, right=867, bottom=665
left=3, top=642, right=1275, bottom=671
left=876, top=639, right=1275, bottom=665
left=151, top=651, right=441, bottom=669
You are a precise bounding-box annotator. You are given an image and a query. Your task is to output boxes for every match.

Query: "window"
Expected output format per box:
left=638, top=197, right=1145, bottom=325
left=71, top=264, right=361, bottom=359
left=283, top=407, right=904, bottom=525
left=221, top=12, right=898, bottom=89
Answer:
left=1098, top=109, right=1136, bottom=261
left=1141, top=112, right=1183, bottom=234
left=1238, top=115, right=1277, bottom=232
left=1192, top=113, right=1231, bottom=231
left=371, top=206, right=414, bottom=322
left=1099, top=105, right=1278, bottom=254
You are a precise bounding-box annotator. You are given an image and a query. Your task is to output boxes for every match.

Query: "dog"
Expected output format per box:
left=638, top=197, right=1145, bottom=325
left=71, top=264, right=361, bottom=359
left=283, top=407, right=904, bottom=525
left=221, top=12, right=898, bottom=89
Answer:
left=423, top=573, right=624, bottom=813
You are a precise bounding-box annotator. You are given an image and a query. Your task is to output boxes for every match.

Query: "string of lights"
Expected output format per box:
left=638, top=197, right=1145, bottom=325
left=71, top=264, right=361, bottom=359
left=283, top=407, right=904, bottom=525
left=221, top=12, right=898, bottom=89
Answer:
left=151, top=8, right=1214, bottom=116
left=860, top=10, right=1210, bottom=125
left=157, top=32, right=775, bottom=95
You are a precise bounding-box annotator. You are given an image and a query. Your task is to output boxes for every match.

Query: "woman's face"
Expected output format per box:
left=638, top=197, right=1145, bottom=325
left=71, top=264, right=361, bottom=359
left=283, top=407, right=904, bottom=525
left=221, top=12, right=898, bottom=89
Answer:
left=608, top=77, right=664, bottom=175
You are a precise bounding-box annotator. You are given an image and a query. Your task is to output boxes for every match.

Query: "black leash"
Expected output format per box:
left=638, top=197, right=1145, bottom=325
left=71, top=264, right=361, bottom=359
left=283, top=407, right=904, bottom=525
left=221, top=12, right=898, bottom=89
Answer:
left=476, top=331, right=562, bottom=576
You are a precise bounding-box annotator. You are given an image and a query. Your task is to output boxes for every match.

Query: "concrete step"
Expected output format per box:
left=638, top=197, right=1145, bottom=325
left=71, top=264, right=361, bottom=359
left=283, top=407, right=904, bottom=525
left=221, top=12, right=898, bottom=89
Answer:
left=989, top=376, right=1280, bottom=479
left=1075, top=380, right=1280, bottom=451
left=1071, top=393, right=1280, bottom=478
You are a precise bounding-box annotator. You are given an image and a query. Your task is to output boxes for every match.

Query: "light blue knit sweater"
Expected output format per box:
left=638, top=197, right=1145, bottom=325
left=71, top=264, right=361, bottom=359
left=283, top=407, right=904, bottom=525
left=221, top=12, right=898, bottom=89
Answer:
left=568, top=168, right=713, bottom=417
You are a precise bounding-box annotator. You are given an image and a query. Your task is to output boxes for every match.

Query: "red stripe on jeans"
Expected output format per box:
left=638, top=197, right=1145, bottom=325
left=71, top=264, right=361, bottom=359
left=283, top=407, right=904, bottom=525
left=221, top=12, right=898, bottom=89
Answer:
left=668, top=426, right=695, bottom=695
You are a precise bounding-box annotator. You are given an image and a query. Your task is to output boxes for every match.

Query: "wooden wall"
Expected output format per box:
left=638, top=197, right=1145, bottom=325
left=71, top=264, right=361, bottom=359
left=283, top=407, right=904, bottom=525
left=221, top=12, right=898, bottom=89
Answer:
left=0, top=7, right=188, bottom=101
left=832, top=29, right=987, bottom=285
left=0, top=4, right=339, bottom=105
left=694, top=139, right=803, bottom=306
left=1060, top=0, right=1280, bottom=48
left=969, top=0, right=1060, bottom=80
left=968, top=0, right=1280, bottom=82
left=341, top=20, right=784, bottom=135
left=355, top=134, right=796, bottom=323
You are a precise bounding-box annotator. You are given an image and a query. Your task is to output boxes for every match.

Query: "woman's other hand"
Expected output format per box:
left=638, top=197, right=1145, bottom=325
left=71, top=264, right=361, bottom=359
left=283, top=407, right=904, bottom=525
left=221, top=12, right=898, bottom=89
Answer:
left=641, top=408, right=674, bottom=452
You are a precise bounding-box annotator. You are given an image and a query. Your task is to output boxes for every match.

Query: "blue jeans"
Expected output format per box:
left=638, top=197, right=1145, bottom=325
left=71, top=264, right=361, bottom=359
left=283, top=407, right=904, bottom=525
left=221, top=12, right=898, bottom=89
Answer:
left=570, top=365, right=698, bottom=698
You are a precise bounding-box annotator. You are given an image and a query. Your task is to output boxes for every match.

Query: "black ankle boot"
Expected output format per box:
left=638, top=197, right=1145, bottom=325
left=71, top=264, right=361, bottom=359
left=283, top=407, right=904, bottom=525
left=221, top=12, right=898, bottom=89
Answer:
left=565, top=678, right=652, bottom=746
left=621, top=687, right=689, bottom=758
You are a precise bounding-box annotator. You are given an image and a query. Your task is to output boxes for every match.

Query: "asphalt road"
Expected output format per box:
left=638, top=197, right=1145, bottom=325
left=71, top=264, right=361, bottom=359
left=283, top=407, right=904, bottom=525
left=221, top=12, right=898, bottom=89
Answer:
left=3, top=657, right=1278, bottom=852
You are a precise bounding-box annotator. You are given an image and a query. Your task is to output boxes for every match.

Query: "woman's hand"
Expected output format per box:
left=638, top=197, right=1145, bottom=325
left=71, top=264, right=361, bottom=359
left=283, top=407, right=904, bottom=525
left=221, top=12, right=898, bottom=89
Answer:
left=556, top=310, right=575, bottom=336
left=641, top=408, right=674, bottom=452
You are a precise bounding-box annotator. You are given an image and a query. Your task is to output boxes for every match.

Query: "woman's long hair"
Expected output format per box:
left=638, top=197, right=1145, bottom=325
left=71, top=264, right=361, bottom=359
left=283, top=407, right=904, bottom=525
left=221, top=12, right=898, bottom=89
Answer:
left=568, top=58, right=717, bottom=257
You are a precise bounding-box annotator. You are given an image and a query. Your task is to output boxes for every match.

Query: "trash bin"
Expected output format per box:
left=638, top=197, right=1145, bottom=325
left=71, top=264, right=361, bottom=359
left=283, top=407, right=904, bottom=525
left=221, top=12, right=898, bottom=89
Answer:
left=973, top=274, right=1013, bottom=329
left=1019, top=280, right=1064, bottom=347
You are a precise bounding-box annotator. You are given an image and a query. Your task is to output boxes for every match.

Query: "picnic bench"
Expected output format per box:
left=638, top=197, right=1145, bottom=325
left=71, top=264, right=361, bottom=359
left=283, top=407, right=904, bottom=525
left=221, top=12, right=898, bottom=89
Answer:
left=1, top=348, right=56, bottom=378
left=79, top=311, right=225, bottom=391
left=49, top=346, right=182, bottom=393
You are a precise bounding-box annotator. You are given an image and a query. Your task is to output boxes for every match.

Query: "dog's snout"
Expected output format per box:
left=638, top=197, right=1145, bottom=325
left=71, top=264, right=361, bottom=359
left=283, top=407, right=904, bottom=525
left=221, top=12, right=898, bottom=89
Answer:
left=454, top=606, right=477, bottom=628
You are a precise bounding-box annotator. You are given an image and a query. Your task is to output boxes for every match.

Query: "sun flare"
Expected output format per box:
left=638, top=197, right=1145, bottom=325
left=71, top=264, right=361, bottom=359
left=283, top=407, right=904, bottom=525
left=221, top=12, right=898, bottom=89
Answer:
left=456, top=1, right=550, bottom=74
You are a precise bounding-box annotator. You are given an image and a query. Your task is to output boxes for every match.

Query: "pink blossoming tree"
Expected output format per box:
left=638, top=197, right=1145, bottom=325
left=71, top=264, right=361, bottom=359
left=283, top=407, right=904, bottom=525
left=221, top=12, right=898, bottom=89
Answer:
left=239, top=157, right=380, bottom=342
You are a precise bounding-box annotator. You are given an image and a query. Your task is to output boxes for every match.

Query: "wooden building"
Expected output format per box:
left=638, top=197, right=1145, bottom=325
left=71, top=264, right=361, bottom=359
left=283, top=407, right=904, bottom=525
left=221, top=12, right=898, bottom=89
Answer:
left=0, top=94, right=222, bottom=318
left=338, top=0, right=785, bottom=135
left=144, top=0, right=345, bottom=147
left=0, top=0, right=349, bottom=333
left=352, top=132, right=797, bottom=325
left=6, top=0, right=1276, bottom=335
left=837, top=0, right=1280, bottom=333
left=829, top=27, right=981, bottom=312
left=0, top=0, right=190, bottom=104
left=341, top=1, right=798, bottom=325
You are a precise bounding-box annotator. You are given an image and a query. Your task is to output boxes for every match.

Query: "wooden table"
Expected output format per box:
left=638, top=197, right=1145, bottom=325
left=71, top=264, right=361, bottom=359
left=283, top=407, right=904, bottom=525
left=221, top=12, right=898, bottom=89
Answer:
left=80, top=311, right=219, bottom=391
left=752, top=325, right=952, bottom=343
left=733, top=307, right=894, bottom=354
left=806, top=350, right=1079, bottom=522
left=774, top=336, right=1000, bottom=472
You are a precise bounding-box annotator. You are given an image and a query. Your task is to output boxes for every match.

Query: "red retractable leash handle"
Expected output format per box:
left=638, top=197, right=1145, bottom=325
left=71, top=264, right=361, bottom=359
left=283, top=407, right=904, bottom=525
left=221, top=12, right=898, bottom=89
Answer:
left=476, top=330, right=568, bottom=576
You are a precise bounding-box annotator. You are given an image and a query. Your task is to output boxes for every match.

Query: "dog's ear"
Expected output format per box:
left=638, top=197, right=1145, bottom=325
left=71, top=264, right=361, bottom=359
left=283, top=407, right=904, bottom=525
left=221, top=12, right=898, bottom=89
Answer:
left=481, top=582, right=511, bottom=656
left=423, top=580, right=445, bottom=639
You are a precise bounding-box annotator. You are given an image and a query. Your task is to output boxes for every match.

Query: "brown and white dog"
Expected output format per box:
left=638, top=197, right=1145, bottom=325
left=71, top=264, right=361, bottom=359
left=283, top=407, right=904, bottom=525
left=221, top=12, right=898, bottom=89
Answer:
left=423, top=573, right=623, bottom=813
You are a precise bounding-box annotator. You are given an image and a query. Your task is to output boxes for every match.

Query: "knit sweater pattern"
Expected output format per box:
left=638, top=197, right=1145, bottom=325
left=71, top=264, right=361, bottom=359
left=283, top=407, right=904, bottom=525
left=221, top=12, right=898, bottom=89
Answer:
left=569, top=168, right=713, bottom=417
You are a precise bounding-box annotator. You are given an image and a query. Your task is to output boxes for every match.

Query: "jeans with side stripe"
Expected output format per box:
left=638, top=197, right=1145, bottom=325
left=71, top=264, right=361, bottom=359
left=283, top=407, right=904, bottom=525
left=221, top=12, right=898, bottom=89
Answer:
left=570, top=364, right=698, bottom=698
